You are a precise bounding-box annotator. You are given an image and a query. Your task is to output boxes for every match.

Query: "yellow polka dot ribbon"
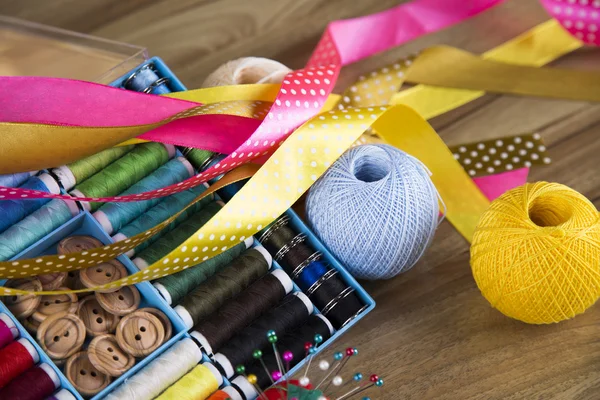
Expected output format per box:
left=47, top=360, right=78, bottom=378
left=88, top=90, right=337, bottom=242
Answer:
left=0, top=104, right=478, bottom=295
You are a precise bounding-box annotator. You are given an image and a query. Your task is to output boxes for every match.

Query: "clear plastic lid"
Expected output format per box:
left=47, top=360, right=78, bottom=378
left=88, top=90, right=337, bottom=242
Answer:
left=0, top=16, right=147, bottom=83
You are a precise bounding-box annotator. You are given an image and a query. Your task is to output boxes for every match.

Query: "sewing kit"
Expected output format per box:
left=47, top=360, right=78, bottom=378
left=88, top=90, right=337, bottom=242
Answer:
left=3, top=0, right=600, bottom=398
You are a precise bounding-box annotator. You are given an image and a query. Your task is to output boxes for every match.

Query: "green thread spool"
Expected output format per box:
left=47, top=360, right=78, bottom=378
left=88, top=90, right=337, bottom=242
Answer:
left=174, top=246, right=272, bottom=328
left=113, top=184, right=214, bottom=257
left=53, top=145, right=135, bottom=190
left=180, top=147, right=216, bottom=171
left=153, top=237, right=254, bottom=305
left=93, top=157, right=194, bottom=234
left=133, top=201, right=223, bottom=269
left=0, top=199, right=79, bottom=261
left=71, top=142, right=175, bottom=211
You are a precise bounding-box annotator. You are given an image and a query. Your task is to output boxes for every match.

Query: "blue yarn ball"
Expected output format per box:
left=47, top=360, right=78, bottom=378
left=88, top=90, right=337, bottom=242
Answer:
left=306, top=144, right=439, bottom=279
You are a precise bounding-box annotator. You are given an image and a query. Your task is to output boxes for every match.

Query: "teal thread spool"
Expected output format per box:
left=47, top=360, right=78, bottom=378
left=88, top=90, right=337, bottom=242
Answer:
left=153, top=237, right=254, bottom=305
left=53, top=145, right=135, bottom=190
left=70, top=142, right=175, bottom=211
left=0, top=199, right=79, bottom=261
left=113, top=184, right=214, bottom=257
left=93, top=157, right=194, bottom=235
left=133, top=201, right=223, bottom=269
left=180, top=147, right=216, bottom=171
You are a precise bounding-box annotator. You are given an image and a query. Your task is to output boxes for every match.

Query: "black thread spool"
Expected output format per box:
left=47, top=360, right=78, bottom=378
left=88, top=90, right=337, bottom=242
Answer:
left=245, top=314, right=334, bottom=389
left=190, top=270, right=293, bottom=356
left=258, top=215, right=298, bottom=255
left=214, top=292, right=314, bottom=378
left=308, top=270, right=367, bottom=329
left=174, top=247, right=271, bottom=327
left=276, top=233, right=322, bottom=276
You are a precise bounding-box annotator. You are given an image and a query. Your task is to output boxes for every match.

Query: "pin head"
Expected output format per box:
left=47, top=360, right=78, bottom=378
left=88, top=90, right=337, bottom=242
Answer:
left=319, top=360, right=330, bottom=370
left=283, top=350, right=293, bottom=362
left=332, top=376, right=343, bottom=386
left=272, top=370, right=282, bottom=381
left=247, top=374, right=257, bottom=385
left=252, top=349, right=263, bottom=359
left=268, top=334, right=278, bottom=344
left=376, top=378, right=384, bottom=387
left=370, top=374, right=379, bottom=383
left=305, top=342, right=313, bottom=351
left=354, top=373, right=363, bottom=381
left=267, top=330, right=277, bottom=338
left=314, top=334, right=323, bottom=344
left=299, top=376, right=310, bottom=386
left=235, top=365, right=245, bottom=374
left=309, top=346, right=317, bottom=355
left=346, top=347, right=355, bottom=356
left=334, top=352, right=343, bottom=361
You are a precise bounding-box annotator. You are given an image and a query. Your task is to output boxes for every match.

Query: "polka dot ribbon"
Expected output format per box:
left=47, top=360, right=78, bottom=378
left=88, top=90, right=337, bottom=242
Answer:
left=541, top=0, right=600, bottom=45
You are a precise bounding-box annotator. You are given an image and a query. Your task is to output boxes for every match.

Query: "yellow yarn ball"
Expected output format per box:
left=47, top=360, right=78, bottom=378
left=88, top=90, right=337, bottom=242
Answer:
left=471, top=182, right=600, bottom=324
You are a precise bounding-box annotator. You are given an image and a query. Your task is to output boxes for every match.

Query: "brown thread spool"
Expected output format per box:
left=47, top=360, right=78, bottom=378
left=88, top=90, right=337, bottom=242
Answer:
left=78, top=297, right=119, bottom=337
left=32, top=289, right=78, bottom=323
left=37, top=311, right=86, bottom=361
left=88, top=334, right=135, bottom=377
left=116, top=310, right=165, bottom=357
left=65, top=351, right=111, bottom=397
left=96, top=285, right=141, bottom=316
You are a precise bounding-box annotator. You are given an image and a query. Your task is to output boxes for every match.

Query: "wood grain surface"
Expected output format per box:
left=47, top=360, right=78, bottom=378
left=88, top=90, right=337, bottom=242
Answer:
left=3, top=0, right=600, bottom=398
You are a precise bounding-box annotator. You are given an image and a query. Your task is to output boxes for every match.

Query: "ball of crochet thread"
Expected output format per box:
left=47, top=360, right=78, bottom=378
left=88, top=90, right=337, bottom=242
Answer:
left=306, top=144, right=440, bottom=280
left=202, top=57, right=291, bottom=87
left=471, top=182, right=600, bottom=324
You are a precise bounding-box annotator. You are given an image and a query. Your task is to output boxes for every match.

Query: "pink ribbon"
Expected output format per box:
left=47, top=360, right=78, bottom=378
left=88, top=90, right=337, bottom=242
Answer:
left=540, top=0, right=600, bottom=45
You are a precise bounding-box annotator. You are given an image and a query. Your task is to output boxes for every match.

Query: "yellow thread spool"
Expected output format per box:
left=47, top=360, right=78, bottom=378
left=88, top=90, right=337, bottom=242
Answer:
left=155, top=363, right=220, bottom=400
left=471, top=182, right=600, bottom=324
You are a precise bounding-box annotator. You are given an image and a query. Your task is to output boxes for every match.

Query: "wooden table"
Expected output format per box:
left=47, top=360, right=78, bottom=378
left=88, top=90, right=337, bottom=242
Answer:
left=4, top=0, right=600, bottom=398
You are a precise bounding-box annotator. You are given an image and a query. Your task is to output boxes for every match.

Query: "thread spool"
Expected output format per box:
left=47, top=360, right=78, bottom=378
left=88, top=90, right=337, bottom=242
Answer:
left=0, top=174, right=60, bottom=234
left=45, top=388, right=77, bottom=400
left=0, top=314, right=18, bottom=349
left=295, top=260, right=330, bottom=291
left=133, top=201, right=223, bottom=269
left=0, top=363, right=60, bottom=400
left=189, top=270, right=293, bottom=355
left=246, top=314, right=334, bottom=389
left=306, top=144, right=441, bottom=279
left=179, top=147, right=216, bottom=172
left=214, top=292, right=314, bottom=378
left=0, top=338, right=39, bottom=387
left=0, top=199, right=80, bottom=261
left=71, top=142, right=175, bottom=211
left=174, top=246, right=272, bottom=326
left=258, top=215, right=297, bottom=255
left=207, top=388, right=241, bottom=400
left=276, top=234, right=322, bottom=276
left=471, top=182, right=600, bottom=324
left=113, top=183, right=212, bottom=256
left=103, top=338, right=202, bottom=400
left=0, top=171, right=35, bottom=188
left=123, top=63, right=171, bottom=94
left=202, top=57, right=291, bottom=87
left=94, top=157, right=194, bottom=234
left=155, top=363, right=223, bottom=400
left=52, top=145, right=134, bottom=190
left=154, top=237, right=254, bottom=305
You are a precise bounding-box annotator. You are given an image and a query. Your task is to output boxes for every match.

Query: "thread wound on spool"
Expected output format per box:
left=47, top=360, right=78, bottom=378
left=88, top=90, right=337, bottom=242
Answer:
left=471, top=182, right=600, bottom=324
left=306, top=144, right=440, bottom=279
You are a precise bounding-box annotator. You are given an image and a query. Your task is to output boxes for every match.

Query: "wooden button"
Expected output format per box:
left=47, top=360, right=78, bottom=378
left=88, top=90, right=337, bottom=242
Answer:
left=65, top=351, right=111, bottom=397
left=80, top=260, right=128, bottom=292
left=96, top=285, right=140, bottom=316
left=88, top=334, right=135, bottom=377
left=57, top=235, right=103, bottom=255
left=37, top=312, right=86, bottom=360
left=139, top=307, right=172, bottom=345
left=37, top=272, right=67, bottom=291
left=77, top=297, right=119, bottom=337
left=116, top=310, right=165, bottom=357
left=22, top=315, right=40, bottom=335
left=32, top=289, right=78, bottom=323
left=4, top=278, right=42, bottom=319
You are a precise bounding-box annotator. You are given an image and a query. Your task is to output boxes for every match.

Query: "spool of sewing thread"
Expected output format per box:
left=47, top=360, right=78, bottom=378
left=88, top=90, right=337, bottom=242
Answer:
left=71, top=142, right=176, bottom=211
left=0, top=338, right=39, bottom=387
left=179, top=147, right=216, bottom=172
left=471, top=182, right=600, bottom=324
left=52, top=145, right=135, bottom=190
left=153, top=237, right=255, bottom=305
left=113, top=183, right=213, bottom=256
left=123, top=63, right=171, bottom=94
left=103, top=337, right=202, bottom=400
left=0, top=171, right=35, bottom=188
left=308, top=270, right=366, bottom=329
left=0, top=363, right=60, bottom=400
left=202, top=57, right=291, bottom=87
left=133, top=201, right=223, bottom=269
left=175, top=246, right=273, bottom=327
left=93, top=157, right=194, bottom=234
left=155, top=362, right=223, bottom=400
left=306, top=144, right=440, bottom=279
left=0, top=314, right=19, bottom=349
left=277, top=234, right=323, bottom=277
left=206, top=388, right=243, bottom=400
left=214, top=292, right=314, bottom=378
left=0, top=174, right=61, bottom=234
left=258, top=215, right=298, bottom=256
left=295, top=260, right=330, bottom=291
left=189, top=270, right=293, bottom=355
left=45, top=388, right=77, bottom=400
left=0, top=199, right=80, bottom=261
left=246, top=314, right=334, bottom=389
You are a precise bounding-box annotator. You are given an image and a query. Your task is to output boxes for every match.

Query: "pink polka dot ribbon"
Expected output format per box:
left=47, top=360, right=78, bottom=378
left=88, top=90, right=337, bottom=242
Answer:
left=541, top=0, right=600, bottom=45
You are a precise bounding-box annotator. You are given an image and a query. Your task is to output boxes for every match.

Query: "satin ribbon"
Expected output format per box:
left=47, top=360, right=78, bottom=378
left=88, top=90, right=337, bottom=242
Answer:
left=540, top=0, right=600, bottom=46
